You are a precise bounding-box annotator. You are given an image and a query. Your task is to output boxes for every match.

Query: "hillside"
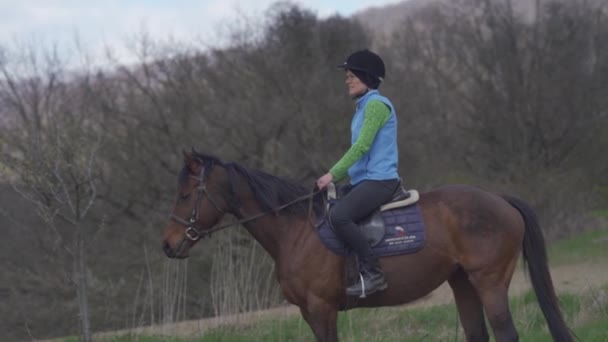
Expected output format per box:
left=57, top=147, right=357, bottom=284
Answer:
left=353, top=0, right=441, bottom=41
left=353, top=0, right=560, bottom=43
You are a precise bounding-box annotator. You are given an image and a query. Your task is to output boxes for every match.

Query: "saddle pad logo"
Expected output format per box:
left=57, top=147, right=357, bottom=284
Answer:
left=385, top=225, right=417, bottom=246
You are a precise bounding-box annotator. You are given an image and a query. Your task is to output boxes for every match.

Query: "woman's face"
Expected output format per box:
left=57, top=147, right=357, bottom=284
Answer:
left=345, top=70, right=368, bottom=97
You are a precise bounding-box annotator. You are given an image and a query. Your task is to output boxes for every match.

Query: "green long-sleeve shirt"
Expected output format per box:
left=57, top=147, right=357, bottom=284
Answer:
left=329, top=100, right=391, bottom=182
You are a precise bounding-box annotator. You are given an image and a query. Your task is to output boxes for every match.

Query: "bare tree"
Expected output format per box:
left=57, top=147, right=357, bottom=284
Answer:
left=380, top=0, right=608, bottom=234
left=0, top=43, right=103, bottom=342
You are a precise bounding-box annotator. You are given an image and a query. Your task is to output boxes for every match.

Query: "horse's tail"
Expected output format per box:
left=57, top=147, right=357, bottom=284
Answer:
left=502, top=195, right=574, bottom=342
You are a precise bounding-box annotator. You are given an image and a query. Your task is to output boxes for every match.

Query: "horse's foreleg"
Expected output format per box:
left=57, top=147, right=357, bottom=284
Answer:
left=299, top=293, right=339, bottom=342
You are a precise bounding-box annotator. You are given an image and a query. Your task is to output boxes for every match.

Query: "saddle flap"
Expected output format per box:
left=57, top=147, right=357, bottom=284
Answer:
left=357, top=211, right=385, bottom=247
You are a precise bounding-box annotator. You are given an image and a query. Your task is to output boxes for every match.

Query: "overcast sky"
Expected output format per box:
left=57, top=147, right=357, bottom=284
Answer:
left=0, top=0, right=403, bottom=65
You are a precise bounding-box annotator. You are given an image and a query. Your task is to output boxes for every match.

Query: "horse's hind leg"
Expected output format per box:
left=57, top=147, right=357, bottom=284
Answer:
left=475, top=284, right=518, bottom=341
left=469, top=265, right=519, bottom=342
left=448, top=268, right=489, bottom=342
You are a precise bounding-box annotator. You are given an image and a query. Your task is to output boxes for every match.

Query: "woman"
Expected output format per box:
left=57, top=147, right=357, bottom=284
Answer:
left=316, top=49, right=401, bottom=297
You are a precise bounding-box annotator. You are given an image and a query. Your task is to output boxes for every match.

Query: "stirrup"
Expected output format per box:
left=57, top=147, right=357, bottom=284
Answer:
left=358, top=273, right=367, bottom=298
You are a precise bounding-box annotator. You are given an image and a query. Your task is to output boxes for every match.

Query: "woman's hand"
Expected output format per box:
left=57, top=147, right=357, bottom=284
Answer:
left=316, top=172, right=334, bottom=190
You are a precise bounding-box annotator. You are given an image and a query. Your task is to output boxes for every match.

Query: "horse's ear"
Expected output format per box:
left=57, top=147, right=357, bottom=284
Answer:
left=183, top=149, right=202, bottom=174
left=183, top=149, right=193, bottom=164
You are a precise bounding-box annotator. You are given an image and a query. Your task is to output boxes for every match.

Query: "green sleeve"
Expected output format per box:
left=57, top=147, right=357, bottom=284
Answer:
left=329, top=100, right=391, bottom=182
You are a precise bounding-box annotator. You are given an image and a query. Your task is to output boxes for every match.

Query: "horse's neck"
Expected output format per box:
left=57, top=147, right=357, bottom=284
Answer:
left=230, top=173, right=312, bottom=262
left=237, top=197, right=310, bottom=262
left=241, top=216, right=288, bottom=261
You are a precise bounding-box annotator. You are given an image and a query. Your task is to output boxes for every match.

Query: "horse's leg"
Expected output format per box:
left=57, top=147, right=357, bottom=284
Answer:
left=299, top=293, right=339, bottom=342
left=448, top=269, right=489, bottom=342
left=469, top=263, right=519, bottom=342
left=475, top=284, right=518, bottom=341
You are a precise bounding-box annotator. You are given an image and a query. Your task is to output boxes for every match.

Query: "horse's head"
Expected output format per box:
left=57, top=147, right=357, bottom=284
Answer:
left=162, top=151, right=231, bottom=258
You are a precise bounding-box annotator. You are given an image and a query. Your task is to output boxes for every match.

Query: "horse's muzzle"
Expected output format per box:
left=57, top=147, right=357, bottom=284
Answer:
left=162, top=240, right=189, bottom=259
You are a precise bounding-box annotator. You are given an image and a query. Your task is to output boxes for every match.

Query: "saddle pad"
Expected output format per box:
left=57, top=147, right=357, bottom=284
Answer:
left=316, top=204, right=426, bottom=257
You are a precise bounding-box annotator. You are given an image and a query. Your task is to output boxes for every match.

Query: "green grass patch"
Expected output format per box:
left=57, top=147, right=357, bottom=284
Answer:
left=522, top=319, right=608, bottom=342
left=194, top=305, right=461, bottom=342
left=76, top=230, right=608, bottom=342
left=180, top=285, right=606, bottom=342
left=96, top=336, right=185, bottom=342
left=547, top=229, right=608, bottom=265
left=85, top=284, right=608, bottom=342
left=591, top=209, right=608, bottom=218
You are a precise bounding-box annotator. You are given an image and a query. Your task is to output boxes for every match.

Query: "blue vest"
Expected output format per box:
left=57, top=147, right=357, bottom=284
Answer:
left=349, top=90, right=399, bottom=185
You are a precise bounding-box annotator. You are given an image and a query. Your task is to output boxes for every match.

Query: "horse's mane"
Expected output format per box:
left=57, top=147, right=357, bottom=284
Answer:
left=185, top=152, right=323, bottom=216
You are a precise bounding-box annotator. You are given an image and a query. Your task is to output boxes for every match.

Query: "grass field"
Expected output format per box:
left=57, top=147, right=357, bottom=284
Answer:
left=93, top=285, right=608, bottom=341
left=62, top=229, right=608, bottom=342
left=547, top=228, right=608, bottom=265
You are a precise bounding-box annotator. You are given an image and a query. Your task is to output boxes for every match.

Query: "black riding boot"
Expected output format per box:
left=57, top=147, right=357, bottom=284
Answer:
left=346, top=256, right=387, bottom=297
left=334, top=221, right=388, bottom=297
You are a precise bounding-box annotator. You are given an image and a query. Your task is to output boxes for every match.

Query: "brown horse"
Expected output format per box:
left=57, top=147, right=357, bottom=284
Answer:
left=162, top=151, right=574, bottom=342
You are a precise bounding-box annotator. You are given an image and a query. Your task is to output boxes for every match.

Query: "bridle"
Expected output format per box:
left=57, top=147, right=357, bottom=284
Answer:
left=169, top=161, right=322, bottom=243
left=169, top=164, right=225, bottom=241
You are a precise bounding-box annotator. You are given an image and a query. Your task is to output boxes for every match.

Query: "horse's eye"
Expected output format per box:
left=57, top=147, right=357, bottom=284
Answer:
left=179, top=193, right=191, bottom=201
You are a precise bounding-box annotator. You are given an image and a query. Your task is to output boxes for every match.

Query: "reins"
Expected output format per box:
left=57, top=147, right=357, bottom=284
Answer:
left=170, top=164, right=323, bottom=241
left=197, top=186, right=322, bottom=237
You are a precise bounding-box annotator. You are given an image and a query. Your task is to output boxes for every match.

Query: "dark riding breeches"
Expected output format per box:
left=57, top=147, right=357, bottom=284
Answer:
left=329, top=179, right=400, bottom=261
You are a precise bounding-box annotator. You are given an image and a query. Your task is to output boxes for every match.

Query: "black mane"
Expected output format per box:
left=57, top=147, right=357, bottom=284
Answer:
left=184, top=152, right=323, bottom=216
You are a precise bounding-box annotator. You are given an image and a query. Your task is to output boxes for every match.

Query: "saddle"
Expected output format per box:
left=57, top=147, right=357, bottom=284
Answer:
left=324, top=181, right=420, bottom=247
left=316, top=181, right=426, bottom=302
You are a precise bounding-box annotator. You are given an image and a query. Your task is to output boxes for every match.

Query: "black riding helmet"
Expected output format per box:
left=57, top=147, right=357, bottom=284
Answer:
left=337, top=49, right=385, bottom=89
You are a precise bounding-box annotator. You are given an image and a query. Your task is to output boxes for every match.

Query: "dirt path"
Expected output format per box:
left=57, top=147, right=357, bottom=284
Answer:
left=92, top=261, right=607, bottom=338
left=411, top=261, right=608, bottom=308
